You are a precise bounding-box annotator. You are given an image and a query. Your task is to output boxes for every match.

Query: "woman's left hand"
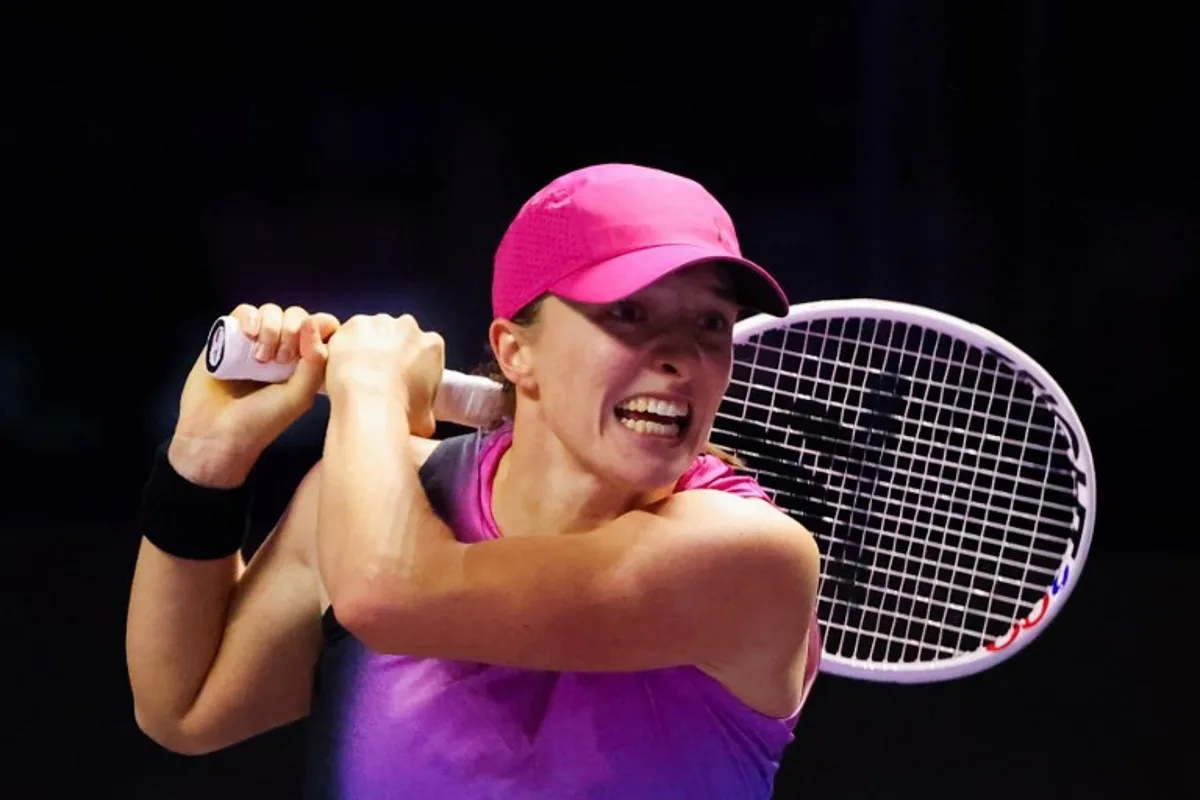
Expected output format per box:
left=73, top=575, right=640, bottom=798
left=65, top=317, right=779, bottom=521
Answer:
left=325, top=313, right=445, bottom=437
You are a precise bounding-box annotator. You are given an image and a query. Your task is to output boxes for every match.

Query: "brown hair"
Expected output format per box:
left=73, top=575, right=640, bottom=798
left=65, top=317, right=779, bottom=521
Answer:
left=473, top=295, right=746, bottom=470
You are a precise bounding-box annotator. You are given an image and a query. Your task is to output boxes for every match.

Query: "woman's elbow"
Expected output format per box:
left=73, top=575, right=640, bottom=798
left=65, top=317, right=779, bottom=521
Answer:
left=330, top=578, right=429, bottom=657
left=326, top=546, right=461, bottom=655
left=331, top=592, right=407, bottom=655
left=133, top=703, right=223, bottom=757
left=134, top=705, right=195, bottom=756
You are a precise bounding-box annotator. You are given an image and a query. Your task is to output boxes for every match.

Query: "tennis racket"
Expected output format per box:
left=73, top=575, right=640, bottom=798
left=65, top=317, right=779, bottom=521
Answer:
left=203, top=314, right=507, bottom=428
left=203, top=299, right=1096, bottom=684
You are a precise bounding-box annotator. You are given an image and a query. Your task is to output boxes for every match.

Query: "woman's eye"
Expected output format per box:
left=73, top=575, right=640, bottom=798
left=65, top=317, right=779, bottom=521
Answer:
left=701, top=312, right=732, bottom=332
left=610, top=302, right=645, bottom=322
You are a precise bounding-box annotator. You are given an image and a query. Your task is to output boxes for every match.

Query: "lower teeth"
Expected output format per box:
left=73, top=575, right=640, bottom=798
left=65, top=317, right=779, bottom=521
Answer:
left=618, top=416, right=680, bottom=437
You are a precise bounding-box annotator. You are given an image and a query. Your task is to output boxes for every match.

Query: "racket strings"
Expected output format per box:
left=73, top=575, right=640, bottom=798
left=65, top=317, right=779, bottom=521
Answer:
left=844, top=321, right=1073, bottom=659
left=908, top=325, right=1021, bottom=662
left=732, top=450, right=1077, bottom=544
left=714, top=316, right=1087, bottom=666
left=718, top=353, right=1081, bottom=486
left=817, top=528, right=1049, bottom=612
left=823, top=321, right=945, bottom=662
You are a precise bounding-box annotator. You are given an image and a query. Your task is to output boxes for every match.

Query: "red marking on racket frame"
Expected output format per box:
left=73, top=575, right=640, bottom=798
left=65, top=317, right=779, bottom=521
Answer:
left=984, top=546, right=1074, bottom=653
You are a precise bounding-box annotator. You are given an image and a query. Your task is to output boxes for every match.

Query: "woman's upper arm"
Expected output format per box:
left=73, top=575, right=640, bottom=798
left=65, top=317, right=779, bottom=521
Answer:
left=346, top=488, right=820, bottom=675
left=175, top=463, right=326, bottom=754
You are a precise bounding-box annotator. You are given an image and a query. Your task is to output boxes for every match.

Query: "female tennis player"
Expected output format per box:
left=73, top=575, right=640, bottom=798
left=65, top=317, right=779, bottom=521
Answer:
left=126, top=164, right=823, bottom=799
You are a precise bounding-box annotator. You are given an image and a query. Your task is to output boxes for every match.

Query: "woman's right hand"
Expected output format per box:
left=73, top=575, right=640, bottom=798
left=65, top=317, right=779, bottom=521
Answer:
left=168, top=303, right=341, bottom=488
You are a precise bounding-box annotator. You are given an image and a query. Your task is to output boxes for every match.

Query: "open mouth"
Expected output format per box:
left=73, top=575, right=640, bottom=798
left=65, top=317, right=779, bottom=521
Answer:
left=613, top=396, right=692, bottom=439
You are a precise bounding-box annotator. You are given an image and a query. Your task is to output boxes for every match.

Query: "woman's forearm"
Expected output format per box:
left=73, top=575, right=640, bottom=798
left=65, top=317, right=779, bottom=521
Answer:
left=126, top=438, right=246, bottom=746
left=127, top=542, right=239, bottom=743
left=317, top=383, right=456, bottom=616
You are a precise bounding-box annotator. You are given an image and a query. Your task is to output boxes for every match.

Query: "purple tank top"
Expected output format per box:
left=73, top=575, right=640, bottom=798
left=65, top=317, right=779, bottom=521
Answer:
left=302, top=425, right=821, bottom=799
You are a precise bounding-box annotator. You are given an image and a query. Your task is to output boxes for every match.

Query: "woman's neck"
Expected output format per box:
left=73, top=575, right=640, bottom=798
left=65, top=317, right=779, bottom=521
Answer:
left=490, top=416, right=672, bottom=538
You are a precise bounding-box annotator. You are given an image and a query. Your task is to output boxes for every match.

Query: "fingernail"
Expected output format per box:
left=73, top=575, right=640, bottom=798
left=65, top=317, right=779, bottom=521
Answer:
left=276, top=346, right=293, bottom=363
left=253, top=343, right=268, bottom=361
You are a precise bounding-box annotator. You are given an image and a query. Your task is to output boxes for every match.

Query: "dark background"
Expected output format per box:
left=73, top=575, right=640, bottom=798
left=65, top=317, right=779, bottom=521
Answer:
left=3, top=5, right=1194, bottom=798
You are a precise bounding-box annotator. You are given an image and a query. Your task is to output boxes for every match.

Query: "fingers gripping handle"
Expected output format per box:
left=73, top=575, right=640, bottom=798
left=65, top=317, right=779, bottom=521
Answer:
left=204, top=316, right=296, bottom=383
left=203, top=316, right=506, bottom=428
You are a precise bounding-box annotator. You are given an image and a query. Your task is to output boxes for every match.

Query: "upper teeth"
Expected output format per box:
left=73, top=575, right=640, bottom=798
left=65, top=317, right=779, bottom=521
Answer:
left=618, top=397, right=689, bottom=418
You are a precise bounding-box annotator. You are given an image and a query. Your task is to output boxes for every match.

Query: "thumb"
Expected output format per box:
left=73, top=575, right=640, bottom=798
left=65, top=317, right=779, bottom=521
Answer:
left=287, top=317, right=329, bottom=399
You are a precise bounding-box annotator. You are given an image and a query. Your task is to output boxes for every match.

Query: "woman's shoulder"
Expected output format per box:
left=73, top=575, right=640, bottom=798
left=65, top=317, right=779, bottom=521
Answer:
left=411, top=421, right=511, bottom=470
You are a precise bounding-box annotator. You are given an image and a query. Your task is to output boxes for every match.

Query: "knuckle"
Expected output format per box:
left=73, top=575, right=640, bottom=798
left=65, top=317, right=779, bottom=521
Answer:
left=282, top=306, right=308, bottom=333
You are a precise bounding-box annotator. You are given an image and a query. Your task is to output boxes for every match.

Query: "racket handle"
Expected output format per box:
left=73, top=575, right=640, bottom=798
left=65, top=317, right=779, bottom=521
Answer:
left=203, top=315, right=506, bottom=428
left=432, top=371, right=508, bottom=428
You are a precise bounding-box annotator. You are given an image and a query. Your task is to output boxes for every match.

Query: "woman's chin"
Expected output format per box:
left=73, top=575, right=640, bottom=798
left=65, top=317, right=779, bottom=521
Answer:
left=604, top=426, right=698, bottom=488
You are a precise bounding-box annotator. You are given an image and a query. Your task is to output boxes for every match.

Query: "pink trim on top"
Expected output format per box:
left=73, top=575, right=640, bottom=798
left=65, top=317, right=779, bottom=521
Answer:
left=474, top=425, right=513, bottom=542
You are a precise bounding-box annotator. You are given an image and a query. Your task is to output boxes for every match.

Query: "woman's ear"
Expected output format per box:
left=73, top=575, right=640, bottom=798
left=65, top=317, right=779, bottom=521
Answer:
left=488, top=318, right=537, bottom=392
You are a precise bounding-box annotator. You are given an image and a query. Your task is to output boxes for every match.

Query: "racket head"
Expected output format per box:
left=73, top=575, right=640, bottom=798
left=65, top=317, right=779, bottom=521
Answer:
left=721, top=299, right=1096, bottom=683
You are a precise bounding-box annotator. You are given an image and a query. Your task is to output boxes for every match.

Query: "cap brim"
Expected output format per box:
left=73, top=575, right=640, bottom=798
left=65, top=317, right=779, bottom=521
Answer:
left=547, top=243, right=789, bottom=317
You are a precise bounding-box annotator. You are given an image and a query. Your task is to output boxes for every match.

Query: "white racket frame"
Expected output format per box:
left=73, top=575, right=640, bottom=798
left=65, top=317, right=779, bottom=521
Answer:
left=204, top=297, right=1096, bottom=684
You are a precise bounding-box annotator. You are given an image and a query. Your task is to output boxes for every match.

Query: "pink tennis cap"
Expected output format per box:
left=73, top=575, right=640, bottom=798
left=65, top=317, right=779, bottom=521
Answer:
left=492, top=164, right=789, bottom=320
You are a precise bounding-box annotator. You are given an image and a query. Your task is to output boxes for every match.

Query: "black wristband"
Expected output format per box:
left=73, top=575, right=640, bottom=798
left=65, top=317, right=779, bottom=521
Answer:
left=139, top=440, right=253, bottom=560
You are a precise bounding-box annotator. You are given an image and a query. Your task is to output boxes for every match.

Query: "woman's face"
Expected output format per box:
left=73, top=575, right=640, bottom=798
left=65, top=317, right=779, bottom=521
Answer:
left=514, top=262, right=740, bottom=490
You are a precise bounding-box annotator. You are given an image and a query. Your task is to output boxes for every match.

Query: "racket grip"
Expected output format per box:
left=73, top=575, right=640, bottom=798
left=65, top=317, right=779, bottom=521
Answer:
left=203, top=315, right=506, bottom=428
left=432, top=371, right=508, bottom=428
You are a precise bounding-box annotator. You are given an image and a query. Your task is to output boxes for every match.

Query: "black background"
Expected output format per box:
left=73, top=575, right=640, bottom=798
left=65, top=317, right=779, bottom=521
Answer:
left=2, top=5, right=1194, bottom=798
